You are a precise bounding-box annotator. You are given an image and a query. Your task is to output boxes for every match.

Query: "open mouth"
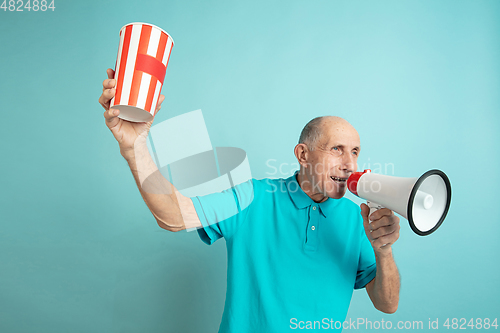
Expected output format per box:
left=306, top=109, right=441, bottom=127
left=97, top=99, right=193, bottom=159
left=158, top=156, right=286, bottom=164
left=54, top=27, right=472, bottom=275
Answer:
left=331, top=176, right=347, bottom=183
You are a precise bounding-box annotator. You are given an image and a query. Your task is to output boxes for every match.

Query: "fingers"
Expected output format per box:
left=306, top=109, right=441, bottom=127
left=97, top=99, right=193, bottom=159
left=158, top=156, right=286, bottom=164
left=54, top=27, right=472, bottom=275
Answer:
left=103, top=68, right=116, bottom=92
left=360, top=203, right=370, bottom=220
left=369, top=207, right=393, bottom=222
left=361, top=204, right=400, bottom=249
left=99, top=69, right=117, bottom=110
left=157, top=94, right=165, bottom=107
left=369, top=213, right=398, bottom=230
left=99, top=74, right=116, bottom=111
left=365, top=214, right=400, bottom=247
left=107, top=68, right=115, bottom=80
left=103, top=108, right=120, bottom=129
left=99, top=87, right=115, bottom=110
left=155, top=94, right=165, bottom=114
left=370, top=221, right=400, bottom=240
left=102, top=79, right=116, bottom=92
left=101, top=68, right=120, bottom=129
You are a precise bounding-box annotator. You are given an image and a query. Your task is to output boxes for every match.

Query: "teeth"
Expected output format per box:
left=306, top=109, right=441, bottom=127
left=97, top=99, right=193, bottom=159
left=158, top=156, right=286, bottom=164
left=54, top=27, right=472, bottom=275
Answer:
left=331, top=176, right=346, bottom=182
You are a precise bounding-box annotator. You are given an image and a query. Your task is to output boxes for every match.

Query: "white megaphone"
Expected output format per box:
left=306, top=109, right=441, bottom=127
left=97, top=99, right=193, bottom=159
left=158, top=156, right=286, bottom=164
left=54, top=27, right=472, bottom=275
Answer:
left=347, top=169, right=451, bottom=236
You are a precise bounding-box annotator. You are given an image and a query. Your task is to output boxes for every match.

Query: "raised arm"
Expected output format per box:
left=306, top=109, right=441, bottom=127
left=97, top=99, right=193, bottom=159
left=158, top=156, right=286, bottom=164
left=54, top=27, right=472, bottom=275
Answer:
left=98, top=68, right=201, bottom=232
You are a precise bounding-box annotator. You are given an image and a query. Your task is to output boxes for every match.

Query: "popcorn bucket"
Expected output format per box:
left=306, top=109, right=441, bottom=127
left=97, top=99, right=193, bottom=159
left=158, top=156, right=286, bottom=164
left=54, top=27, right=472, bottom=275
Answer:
left=110, top=22, right=174, bottom=122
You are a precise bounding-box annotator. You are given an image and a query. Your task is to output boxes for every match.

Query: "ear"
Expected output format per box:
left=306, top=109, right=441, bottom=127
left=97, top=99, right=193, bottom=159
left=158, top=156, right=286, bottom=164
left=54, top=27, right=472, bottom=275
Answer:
left=294, top=143, right=310, bottom=169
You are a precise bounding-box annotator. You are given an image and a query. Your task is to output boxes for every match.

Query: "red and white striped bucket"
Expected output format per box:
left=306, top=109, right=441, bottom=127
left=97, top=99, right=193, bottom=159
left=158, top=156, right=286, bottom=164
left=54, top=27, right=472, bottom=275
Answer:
left=110, top=22, right=174, bottom=122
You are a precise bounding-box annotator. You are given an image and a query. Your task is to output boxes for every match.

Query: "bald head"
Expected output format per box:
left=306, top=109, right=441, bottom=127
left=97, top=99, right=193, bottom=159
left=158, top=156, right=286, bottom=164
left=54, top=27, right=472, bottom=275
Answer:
left=294, top=116, right=360, bottom=202
left=298, top=116, right=358, bottom=151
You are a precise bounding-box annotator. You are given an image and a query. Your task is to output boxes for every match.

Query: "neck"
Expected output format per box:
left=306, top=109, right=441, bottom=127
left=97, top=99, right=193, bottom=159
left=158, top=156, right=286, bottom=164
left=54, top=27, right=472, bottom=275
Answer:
left=296, top=169, right=328, bottom=203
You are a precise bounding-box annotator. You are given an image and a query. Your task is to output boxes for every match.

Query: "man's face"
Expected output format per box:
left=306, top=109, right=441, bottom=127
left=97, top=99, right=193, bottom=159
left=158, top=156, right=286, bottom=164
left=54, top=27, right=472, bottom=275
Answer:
left=302, top=120, right=360, bottom=201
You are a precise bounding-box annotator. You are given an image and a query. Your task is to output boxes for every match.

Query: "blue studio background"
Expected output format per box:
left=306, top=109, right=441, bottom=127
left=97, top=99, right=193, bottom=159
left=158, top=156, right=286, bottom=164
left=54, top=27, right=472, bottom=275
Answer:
left=1, top=0, right=499, bottom=332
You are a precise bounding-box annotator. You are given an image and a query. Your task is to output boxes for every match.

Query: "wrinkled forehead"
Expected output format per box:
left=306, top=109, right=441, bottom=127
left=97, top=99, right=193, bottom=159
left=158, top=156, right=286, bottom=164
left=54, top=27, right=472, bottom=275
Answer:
left=319, top=119, right=360, bottom=147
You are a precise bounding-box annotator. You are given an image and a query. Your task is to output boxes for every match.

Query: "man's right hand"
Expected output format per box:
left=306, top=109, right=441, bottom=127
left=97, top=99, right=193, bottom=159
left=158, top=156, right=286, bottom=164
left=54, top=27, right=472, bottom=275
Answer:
left=98, top=68, right=165, bottom=157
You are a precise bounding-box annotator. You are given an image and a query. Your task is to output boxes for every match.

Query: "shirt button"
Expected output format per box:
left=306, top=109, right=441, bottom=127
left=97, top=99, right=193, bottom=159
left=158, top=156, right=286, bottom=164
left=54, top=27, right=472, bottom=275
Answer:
left=312, top=206, right=316, bottom=210
left=311, top=226, right=316, bottom=230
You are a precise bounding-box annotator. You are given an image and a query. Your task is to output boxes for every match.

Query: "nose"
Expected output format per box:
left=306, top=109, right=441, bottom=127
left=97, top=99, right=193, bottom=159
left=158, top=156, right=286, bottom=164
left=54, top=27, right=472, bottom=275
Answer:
left=341, top=152, right=356, bottom=173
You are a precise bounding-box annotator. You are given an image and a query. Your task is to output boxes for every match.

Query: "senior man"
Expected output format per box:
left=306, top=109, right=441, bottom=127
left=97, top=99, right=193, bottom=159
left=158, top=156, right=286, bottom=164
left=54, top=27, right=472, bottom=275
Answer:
left=99, top=68, right=400, bottom=332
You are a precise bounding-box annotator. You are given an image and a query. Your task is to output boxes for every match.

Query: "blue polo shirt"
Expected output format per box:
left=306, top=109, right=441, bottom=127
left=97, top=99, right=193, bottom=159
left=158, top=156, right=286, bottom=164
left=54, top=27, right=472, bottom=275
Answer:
left=191, top=171, right=376, bottom=332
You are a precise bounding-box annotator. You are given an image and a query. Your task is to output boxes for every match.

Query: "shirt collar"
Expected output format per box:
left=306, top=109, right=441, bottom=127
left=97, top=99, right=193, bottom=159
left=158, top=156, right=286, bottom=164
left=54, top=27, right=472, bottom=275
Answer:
left=285, top=170, right=339, bottom=217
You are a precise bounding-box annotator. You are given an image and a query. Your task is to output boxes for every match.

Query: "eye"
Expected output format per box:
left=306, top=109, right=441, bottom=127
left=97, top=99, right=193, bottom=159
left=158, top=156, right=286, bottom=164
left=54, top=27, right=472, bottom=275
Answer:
left=352, top=150, right=359, bottom=156
left=331, top=146, right=342, bottom=155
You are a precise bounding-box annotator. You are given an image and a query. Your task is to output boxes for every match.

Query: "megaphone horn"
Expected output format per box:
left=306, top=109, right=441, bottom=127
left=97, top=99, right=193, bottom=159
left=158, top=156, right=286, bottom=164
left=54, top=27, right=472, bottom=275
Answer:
left=347, top=169, right=452, bottom=236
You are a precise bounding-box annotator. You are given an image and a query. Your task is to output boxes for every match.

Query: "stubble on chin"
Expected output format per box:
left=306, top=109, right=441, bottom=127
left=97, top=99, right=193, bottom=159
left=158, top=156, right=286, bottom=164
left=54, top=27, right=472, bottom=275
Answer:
left=325, top=180, right=347, bottom=199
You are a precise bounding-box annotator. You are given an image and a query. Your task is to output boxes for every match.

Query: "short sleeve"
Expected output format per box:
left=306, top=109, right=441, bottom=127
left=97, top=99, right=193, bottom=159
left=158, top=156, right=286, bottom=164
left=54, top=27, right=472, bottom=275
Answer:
left=191, top=179, right=254, bottom=245
left=354, top=215, right=377, bottom=289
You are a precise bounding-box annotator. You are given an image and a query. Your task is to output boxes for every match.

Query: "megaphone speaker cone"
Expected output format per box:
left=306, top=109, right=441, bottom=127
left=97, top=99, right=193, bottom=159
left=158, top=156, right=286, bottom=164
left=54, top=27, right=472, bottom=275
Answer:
left=408, top=170, right=452, bottom=236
